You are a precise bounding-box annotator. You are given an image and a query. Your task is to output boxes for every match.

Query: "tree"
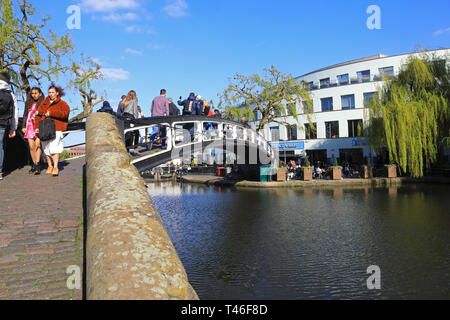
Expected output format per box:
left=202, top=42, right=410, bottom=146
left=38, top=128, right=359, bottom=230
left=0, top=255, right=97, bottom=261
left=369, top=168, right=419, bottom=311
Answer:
left=69, top=56, right=104, bottom=123
left=0, top=0, right=73, bottom=99
left=0, top=0, right=104, bottom=122
left=220, top=66, right=313, bottom=132
left=365, top=53, right=450, bottom=178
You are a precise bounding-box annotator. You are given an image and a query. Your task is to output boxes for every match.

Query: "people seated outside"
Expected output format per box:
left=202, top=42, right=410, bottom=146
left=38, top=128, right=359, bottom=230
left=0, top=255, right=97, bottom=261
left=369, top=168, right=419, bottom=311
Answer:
left=314, top=166, right=323, bottom=179
left=343, top=162, right=350, bottom=178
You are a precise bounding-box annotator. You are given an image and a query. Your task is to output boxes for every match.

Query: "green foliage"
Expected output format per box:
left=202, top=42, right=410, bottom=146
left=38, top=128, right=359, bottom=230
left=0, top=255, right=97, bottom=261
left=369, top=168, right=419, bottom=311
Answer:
left=60, top=150, right=70, bottom=160
left=69, top=56, right=104, bottom=122
left=330, top=155, right=341, bottom=168
left=0, top=0, right=74, bottom=99
left=365, top=53, right=450, bottom=178
left=220, top=66, right=313, bottom=132
left=0, top=0, right=103, bottom=122
left=304, top=157, right=311, bottom=168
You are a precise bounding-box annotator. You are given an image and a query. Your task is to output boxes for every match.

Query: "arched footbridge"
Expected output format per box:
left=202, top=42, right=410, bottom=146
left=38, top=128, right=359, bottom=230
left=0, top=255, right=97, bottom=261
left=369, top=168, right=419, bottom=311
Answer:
left=65, top=115, right=279, bottom=175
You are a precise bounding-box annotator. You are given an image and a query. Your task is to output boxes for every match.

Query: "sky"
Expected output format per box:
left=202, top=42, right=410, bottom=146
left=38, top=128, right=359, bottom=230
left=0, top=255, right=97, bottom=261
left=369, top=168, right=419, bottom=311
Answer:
left=15, top=0, right=450, bottom=146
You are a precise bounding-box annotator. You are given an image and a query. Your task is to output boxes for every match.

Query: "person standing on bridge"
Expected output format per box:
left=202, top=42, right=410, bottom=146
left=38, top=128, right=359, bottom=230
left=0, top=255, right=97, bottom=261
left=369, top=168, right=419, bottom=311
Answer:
left=22, top=87, right=45, bottom=175
left=0, top=70, right=19, bottom=181
left=168, top=98, right=180, bottom=116
left=34, top=84, right=70, bottom=177
left=193, top=95, right=204, bottom=116
left=151, top=89, right=170, bottom=149
left=178, top=93, right=196, bottom=142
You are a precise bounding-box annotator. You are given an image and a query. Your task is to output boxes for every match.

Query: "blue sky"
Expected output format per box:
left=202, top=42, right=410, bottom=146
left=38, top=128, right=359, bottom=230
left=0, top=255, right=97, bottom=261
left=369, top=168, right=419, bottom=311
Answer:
left=23, top=0, right=450, bottom=146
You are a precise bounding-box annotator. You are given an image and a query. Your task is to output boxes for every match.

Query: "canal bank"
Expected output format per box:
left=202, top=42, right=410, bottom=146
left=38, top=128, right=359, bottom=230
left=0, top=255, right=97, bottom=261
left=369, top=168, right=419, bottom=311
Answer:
left=180, top=175, right=450, bottom=188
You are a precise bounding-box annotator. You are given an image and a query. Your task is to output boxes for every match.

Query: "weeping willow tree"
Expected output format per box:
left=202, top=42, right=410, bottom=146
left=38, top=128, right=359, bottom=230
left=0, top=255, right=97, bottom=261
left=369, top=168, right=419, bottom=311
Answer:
left=365, top=54, right=450, bottom=178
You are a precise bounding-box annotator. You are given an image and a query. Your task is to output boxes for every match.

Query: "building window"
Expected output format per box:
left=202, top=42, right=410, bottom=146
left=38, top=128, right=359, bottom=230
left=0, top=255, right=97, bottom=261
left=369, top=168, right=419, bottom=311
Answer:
left=379, top=66, right=394, bottom=77
left=320, top=78, right=330, bottom=88
left=357, top=70, right=371, bottom=82
left=304, top=123, right=317, bottom=140
left=287, top=103, right=296, bottom=116
left=348, top=119, right=363, bottom=137
left=321, top=97, right=333, bottom=112
left=270, top=126, right=280, bottom=141
left=337, top=74, right=349, bottom=85
left=363, top=92, right=377, bottom=108
left=302, top=100, right=313, bottom=114
left=253, top=110, right=259, bottom=121
left=325, top=121, right=339, bottom=139
left=287, top=125, right=297, bottom=141
left=341, top=94, right=355, bottom=110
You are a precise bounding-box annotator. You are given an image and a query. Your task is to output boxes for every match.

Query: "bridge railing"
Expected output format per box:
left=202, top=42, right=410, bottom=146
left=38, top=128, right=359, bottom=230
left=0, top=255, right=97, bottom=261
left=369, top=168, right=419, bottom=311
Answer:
left=122, top=116, right=278, bottom=171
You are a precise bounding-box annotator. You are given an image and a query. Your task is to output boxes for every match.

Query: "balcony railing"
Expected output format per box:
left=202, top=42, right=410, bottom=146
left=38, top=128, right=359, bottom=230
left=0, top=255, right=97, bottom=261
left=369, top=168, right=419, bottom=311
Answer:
left=307, top=73, right=395, bottom=91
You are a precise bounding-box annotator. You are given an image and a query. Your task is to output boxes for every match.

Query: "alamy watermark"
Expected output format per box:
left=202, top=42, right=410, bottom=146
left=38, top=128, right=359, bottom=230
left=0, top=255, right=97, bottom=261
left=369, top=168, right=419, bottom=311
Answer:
left=66, top=5, right=81, bottom=30
left=66, top=265, right=82, bottom=290
left=367, top=5, right=381, bottom=30
left=366, top=265, right=381, bottom=290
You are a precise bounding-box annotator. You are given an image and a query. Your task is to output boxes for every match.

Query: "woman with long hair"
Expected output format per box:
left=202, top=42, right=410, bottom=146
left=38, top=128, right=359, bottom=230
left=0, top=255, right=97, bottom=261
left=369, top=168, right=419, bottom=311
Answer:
left=118, top=90, right=139, bottom=147
left=119, top=90, right=138, bottom=119
left=22, top=87, right=45, bottom=174
left=34, top=84, right=70, bottom=177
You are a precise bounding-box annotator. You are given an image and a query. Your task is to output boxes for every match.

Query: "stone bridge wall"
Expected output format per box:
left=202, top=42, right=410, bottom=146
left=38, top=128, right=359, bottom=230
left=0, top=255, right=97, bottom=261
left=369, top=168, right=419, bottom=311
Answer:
left=85, top=113, right=198, bottom=300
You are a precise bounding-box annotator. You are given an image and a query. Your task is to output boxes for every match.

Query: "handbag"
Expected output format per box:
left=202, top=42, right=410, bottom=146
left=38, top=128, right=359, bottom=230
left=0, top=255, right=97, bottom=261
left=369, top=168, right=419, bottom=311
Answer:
left=38, top=117, right=56, bottom=141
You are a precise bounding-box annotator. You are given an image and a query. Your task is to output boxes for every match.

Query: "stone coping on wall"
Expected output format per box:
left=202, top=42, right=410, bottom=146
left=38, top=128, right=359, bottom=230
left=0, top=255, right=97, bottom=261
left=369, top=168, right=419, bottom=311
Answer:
left=85, top=113, right=198, bottom=300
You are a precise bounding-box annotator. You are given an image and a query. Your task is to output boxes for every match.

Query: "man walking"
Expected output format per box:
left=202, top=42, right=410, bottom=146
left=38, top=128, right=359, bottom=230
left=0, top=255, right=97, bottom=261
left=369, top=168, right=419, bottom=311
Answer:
left=151, top=89, right=170, bottom=149
left=0, top=70, right=18, bottom=180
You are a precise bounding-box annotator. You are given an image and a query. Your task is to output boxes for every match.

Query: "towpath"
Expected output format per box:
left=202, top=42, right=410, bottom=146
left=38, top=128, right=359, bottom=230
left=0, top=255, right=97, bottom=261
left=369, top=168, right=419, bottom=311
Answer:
left=0, top=159, right=84, bottom=300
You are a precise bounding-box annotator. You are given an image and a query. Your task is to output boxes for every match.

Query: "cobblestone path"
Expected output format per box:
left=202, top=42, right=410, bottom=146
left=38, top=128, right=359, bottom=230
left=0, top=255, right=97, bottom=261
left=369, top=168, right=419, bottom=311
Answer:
left=0, top=159, right=84, bottom=300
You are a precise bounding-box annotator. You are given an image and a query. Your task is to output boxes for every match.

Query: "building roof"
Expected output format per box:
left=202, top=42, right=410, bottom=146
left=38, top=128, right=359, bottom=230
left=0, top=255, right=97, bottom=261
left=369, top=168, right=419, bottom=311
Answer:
left=296, top=54, right=387, bottom=79
left=295, top=48, right=450, bottom=79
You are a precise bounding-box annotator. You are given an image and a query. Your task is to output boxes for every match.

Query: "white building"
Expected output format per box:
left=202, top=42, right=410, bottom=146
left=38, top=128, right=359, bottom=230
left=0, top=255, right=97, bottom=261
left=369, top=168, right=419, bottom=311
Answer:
left=253, top=48, right=450, bottom=166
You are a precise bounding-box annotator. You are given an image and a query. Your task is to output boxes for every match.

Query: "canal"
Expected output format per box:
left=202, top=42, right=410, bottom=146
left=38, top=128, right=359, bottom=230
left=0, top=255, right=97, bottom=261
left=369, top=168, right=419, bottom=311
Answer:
left=147, top=182, right=450, bottom=299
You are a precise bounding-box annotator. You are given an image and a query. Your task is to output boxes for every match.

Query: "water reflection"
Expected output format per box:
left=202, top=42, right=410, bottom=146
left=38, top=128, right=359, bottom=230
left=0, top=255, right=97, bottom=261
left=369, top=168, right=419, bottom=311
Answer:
left=147, top=181, right=450, bottom=299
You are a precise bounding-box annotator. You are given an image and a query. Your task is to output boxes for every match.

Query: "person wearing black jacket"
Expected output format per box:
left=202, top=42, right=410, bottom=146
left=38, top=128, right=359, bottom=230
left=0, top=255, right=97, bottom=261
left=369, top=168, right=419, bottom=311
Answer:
left=178, top=92, right=196, bottom=116
left=0, top=70, right=18, bottom=180
left=168, top=98, right=180, bottom=116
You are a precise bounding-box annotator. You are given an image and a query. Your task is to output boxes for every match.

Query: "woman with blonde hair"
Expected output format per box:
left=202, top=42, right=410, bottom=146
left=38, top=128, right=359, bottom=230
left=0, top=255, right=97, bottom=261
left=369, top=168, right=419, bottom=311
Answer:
left=203, top=100, right=213, bottom=117
left=118, top=90, right=139, bottom=147
left=118, top=90, right=138, bottom=119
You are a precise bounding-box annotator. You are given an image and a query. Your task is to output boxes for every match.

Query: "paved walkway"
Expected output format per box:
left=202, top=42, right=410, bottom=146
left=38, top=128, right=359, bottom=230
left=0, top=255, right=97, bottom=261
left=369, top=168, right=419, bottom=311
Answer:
left=0, top=159, right=84, bottom=300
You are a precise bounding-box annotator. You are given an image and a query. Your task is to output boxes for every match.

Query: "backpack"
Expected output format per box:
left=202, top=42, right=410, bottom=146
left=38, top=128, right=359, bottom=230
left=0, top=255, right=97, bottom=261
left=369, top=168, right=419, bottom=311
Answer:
left=0, top=89, right=13, bottom=121
left=184, top=100, right=194, bottom=114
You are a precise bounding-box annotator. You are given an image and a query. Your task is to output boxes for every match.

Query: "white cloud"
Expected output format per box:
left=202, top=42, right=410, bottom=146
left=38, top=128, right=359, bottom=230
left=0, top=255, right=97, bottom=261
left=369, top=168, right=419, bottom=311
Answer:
left=163, top=0, right=188, bottom=18
left=99, top=12, right=139, bottom=23
left=147, top=43, right=164, bottom=50
left=101, top=68, right=131, bottom=81
left=125, top=48, right=143, bottom=55
left=433, top=27, right=450, bottom=37
left=125, top=25, right=156, bottom=34
left=79, top=0, right=140, bottom=13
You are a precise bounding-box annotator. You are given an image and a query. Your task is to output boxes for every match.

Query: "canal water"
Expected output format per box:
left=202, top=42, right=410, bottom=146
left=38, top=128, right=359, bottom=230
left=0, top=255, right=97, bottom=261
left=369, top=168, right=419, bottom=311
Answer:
left=147, top=182, right=450, bottom=300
